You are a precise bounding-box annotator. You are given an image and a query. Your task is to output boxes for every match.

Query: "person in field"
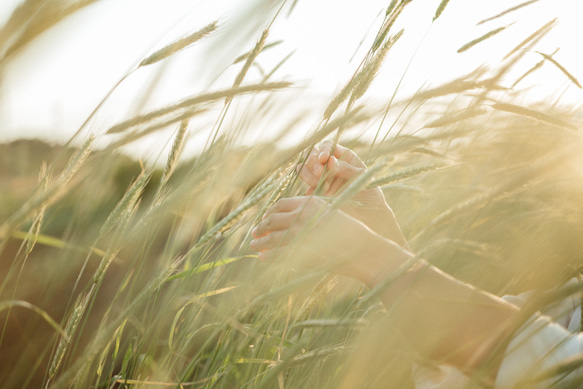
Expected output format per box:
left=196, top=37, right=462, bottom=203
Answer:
left=250, top=141, right=583, bottom=388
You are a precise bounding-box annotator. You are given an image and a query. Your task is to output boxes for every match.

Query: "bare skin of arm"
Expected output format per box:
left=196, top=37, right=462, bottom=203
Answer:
left=251, top=143, right=520, bottom=377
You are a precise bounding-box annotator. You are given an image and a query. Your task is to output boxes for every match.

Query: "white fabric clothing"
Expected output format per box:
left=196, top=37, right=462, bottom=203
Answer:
left=414, top=279, right=583, bottom=388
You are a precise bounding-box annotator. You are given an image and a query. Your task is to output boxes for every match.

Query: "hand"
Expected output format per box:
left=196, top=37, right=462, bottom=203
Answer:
left=250, top=196, right=411, bottom=285
left=297, top=141, right=408, bottom=248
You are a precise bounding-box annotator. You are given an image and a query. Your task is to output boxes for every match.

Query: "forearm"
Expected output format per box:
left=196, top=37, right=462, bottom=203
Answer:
left=365, top=206, right=409, bottom=249
left=343, top=203, right=409, bottom=249
left=252, top=195, right=519, bottom=375
left=361, top=246, right=520, bottom=374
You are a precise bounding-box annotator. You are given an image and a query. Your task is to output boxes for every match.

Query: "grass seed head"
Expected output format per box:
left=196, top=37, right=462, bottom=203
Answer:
left=106, top=82, right=291, bottom=135
left=457, top=25, right=509, bottom=53
left=351, top=29, right=403, bottom=102
left=139, top=21, right=218, bottom=67
left=99, top=172, right=150, bottom=237
left=233, top=28, right=270, bottom=89
left=477, top=0, right=540, bottom=26
left=386, top=0, right=400, bottom=16
left=433, top=0, right=450, bottom=21
left=162, top=119, right=189, bottom=185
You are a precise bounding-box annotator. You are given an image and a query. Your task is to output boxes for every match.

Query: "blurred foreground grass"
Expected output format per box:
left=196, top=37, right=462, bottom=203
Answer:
left=1, top=1, right=583, bottom=388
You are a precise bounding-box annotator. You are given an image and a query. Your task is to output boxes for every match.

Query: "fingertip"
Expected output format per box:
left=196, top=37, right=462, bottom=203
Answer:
left=333, top=144, right=346, bottom=158
left=318, top=151, right=329, bottom=164
left=328, top=156, right=337, bottom=169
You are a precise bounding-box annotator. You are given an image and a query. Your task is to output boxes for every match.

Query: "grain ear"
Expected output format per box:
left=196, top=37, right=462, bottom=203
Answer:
left=433, top=0, right=450, bottom=21
left=139, top=21, right=218, bottom=67
left=106, top=82, right=291, bottom=134
left=161, top=120, right=189, bottom=186
left=233, top=28, right=270, bottom=89
left=477, top=0, right=540, bottom=25
left=457, top=25, right=510, bottom=53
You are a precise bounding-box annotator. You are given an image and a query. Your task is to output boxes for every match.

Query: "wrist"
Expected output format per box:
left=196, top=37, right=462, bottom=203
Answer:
left=357, top=237, right=415, bottom=288
left=360, top=206, right=409, bottom=249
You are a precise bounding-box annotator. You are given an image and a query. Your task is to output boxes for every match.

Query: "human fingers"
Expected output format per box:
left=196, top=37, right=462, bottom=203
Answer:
left=250, top=230, right=296, bottom=252
left=262, top=196, right=323, bottom=223
left=317, top=140, right=336, bottom=164
left=298, top=150, right=325, bottom=184
left=333, top=146, right=368, bottom=170
left=273, top=195, right=327, bottom=214
left=262, top=197, right=305, bottom=220
left=258, top=248, right=283, bottom=262
left=318, top=141, right=367, bottom=171
left=252, top=211, right=298, bottom=238
left=305, top=147, right=325, bottom=176
left=320, top=155, right=364, bottom=196
left=318, top=141, right=353, bottom=161
left=253, top=197, right=332, bottom=259
left=327, top=156, right=365, bottom=180
left=297, top=162, right=320, bottom=188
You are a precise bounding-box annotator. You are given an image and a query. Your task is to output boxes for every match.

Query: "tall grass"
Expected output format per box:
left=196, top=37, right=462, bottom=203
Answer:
left=1, top=1, right=582, bottom=388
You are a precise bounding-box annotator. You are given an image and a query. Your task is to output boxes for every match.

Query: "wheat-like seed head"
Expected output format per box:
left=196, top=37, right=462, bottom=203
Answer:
left=324, top=78, right=360, bottom=120
left=162, top=119, right=189, bottom=185
left=324, top=30, right=402, bottom=120
left=99, top=173, right=150, bottom=237
left=296, top=275, right=338, bottom=325
left=233, top=28, right=270, bottom=89
left=477, top=0, right=539, bottom=26
left=139, top=21, right=218, bottom=67
left=369, top=162, right=451, bottom=188
left=194, top=178, right=276, bottom=248
left=433, top=0, right=450, bottom=21
left=373, top=4, right=405, bottom=52
left=60, top=135, right=94, bottom=182
left=457, top=25, right=508, bottom=53
left=25, top=162, right=50, bottom=255
left=106, top=82, right=291, bottom=135
left=385, top=0, right=400, bottom=16
left=0, top=136, right=95, bottom=240
left=351, top=29, right=404, bottom=103
left=48, top=291, right=93, bottom=381
left=254, top=167, right=295, bottom=225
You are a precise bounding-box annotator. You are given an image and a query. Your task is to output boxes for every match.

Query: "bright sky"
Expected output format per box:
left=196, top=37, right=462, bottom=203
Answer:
left=0, top=0, right=581, bottom=157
